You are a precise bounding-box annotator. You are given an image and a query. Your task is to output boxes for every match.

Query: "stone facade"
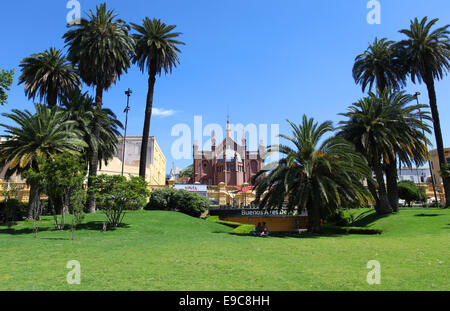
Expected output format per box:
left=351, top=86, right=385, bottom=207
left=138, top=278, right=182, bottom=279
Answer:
left=193, top=121, right=264, bottom=186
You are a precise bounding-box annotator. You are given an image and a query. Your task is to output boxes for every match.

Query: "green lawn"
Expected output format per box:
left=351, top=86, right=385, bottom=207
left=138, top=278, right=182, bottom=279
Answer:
left=0, top=208, right=449, bottom=291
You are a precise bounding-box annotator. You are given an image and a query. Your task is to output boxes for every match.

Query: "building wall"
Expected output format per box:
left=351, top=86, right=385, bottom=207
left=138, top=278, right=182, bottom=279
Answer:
left=429, top=148, right=450, bottom=185
left=99, top=136, right=166, bottom=185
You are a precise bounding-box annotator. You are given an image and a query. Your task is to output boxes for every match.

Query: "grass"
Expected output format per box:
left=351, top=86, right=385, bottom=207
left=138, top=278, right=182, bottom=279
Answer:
left=0, top=208, right=449, bottom=291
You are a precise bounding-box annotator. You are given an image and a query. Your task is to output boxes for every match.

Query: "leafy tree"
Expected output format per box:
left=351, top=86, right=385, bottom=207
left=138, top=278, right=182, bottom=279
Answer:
left=24, top=154, right=86, bottom=231
left=90, top=175, right=150, bottom=228
left=145, top=188, right=209, bottom=217
left=253, top=116, right=374, bottom=233
left=0, top=69, right=14, bottom=106
left=63, top=3, right=135, bottom=213
left=18, top=48, right=79, bottom=107
left=397, top=17, right=450, bottom=207
left=353, top=37, right=406, bottom=93
left=398, top=181, right=427, bottom=207
left=0, top=104, right=87, bottom=219
left=179, top=165, right=193, bottom=179
left=131, top=18, right=185, bottom=180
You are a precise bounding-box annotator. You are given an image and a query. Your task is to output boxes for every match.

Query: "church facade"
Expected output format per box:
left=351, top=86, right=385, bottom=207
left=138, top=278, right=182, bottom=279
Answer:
left=193, top=121, right=265, bottom=186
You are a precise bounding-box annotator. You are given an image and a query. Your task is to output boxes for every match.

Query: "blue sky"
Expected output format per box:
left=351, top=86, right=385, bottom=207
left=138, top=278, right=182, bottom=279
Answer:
left=1, top=0, right=449, bottom=174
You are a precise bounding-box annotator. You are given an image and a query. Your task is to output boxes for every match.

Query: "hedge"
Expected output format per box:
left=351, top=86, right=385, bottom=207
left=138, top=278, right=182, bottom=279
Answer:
left=205, top=216, right=243, bottom=228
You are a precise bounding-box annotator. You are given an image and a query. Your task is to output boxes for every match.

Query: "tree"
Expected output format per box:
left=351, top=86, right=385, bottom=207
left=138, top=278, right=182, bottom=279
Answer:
left=353, top=37, right=406, bottom=93
left=90, top=174, right=150, bottom=228
left=0, top=69, right=14, bottom=106
left=0, top=104, right=87, bottom=219
left=60, top=88, right=123, bottom=176
left=397, top=17, right=450, bottom=207
left=18, top=48, right=79, bottom=107
left=377, top=90, right=431, bottom=212
left=131, top=18, right=185, bottom=180
left=339, top=95, right=398, bottom=214
left=253, top=116, right=374, bottom=233
left=179, top=165, right=193, bottom=179
left=63, top=3, right=135, bottom=212
left=398, top=181, right=427, bottom=207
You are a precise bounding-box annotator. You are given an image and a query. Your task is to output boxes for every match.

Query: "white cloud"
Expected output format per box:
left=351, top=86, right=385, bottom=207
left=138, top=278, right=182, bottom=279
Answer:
left=152, top=108, right=179, bottom=118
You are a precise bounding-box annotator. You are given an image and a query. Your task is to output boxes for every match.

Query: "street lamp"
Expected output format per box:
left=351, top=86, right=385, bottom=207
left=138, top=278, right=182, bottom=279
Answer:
left=121, top=88, right=132, bottom=176
left=415, top=92, right=439, bottom=207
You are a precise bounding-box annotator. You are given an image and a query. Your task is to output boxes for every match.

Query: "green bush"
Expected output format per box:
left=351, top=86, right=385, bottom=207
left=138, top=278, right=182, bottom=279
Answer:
left=326, top=209, right=352, bottom=226
left=398, top=181, right=427, bottom=206
left=146, top=188, right=209, bottom=217
left=0, top=199, right=26, bottom=223
left=323, top=224, right=382, bottom=235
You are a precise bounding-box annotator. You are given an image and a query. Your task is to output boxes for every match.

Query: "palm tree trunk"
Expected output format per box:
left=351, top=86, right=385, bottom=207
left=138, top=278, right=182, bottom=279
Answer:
left=385, top=155, right=399, bottom=212
left=307, top=203, right=321, bottom=234
left=27, top=183, right=40, bottom=220
left=367, top=180, right=380, bottom=210
left=373, top=157, right=393, bottom=214
left=86, top=85, right=103, bottom=213
left=424, top=74, right=450, bottom=207
left=47, top=88, right=58, bottom=108
left=139, top=65, right=157, bottom=180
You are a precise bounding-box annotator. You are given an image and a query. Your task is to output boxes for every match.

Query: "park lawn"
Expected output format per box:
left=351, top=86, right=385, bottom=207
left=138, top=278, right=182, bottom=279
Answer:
left=0, top=208, right=449, bottom=291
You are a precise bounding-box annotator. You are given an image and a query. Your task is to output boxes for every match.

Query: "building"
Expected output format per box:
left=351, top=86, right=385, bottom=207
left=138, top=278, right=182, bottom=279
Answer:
left=193, top=121, right=265, bottom=186
left=99, top=136, right=166, bottom=185
left=398, top=167, right=431, bottom=184
left=429, top=148, right=450, bottom=185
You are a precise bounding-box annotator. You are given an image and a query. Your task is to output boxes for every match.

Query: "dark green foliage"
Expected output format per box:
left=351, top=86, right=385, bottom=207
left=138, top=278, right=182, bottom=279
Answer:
left=0, top=69, right=14, bottom=106
left=253, top=115, right=374, bottom=233
left=146, top=188, right=209, bottom=218
left=0, top=199, right=26, bottom=224
left=398, top=181, right=427, bottom=206
left=90, top=174, right=150, bottom=228
left=18, top=48, right=79, bottom=107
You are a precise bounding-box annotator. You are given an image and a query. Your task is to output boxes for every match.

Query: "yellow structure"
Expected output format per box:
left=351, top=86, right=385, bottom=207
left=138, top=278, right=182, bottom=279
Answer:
left=99, top=136, right=166, bottom=185
left=429, top=148, right=449, bottom=196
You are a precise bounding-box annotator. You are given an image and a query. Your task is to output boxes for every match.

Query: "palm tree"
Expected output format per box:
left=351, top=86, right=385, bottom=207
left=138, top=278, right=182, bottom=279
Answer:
left=253, top=116, right=374, bottom=233
left=131, top=18, right=185, bottom=180
left=353, top=37, right=406, bottom=93
left=377, top=90, right=432, bottom=211
left=397, top=17, right=450, bottom=207
left=63, top=3, right=135, bottom=212
left=339, top=91, right=431, bottom=214
left=0, top=104, right=87, bottom=218
left=60, top=88, right=123, bottom=171
left=18, top=47, right=80, bottom=107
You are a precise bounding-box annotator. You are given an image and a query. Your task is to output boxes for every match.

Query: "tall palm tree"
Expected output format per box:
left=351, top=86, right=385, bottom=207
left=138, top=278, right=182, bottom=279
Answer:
left=0, top=104, right=87, bottom=218
left=60, top=88, right=123, bottom=171
left=131, top=18, right=185, bottom=180
left=353, top=37, right=406, bottom=93
left=253, top=116, right=374, bottom=233
left=397, top=17, right=450, bottom=207
left=18, top=47, right=80, bottom=107
left=63, top=3, right=134, bottom=212
left=377, top=90, right=432, bottom=211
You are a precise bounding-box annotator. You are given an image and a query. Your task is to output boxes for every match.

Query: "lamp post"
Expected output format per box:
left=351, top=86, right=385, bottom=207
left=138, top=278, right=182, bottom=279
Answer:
left=415, top=92, right=439, bottom=207
left=122, top=88, right=132, bottom=176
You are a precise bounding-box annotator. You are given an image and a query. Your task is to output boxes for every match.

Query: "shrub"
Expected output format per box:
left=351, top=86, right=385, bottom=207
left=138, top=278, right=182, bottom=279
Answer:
left=90, top=175, right=150, bottom=228
left=146, top=188, right=209, bottom=217
left=326, top=209, right=352, bottom=226
left=0, top=199, right=25, bottom=224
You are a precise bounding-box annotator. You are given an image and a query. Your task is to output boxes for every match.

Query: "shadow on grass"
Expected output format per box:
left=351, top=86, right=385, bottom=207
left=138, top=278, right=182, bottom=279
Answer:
left=0, top=221, right=130, bottom=235
left=351, top=211, right=391, bottom=227
left=414, top=213, right=441, bottom=217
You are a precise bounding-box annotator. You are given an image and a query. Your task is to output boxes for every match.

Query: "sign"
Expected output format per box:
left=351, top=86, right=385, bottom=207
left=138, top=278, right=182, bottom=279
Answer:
left=209, top=208, right=308, bottom=218
left=175, top=184, right=208, bottom=197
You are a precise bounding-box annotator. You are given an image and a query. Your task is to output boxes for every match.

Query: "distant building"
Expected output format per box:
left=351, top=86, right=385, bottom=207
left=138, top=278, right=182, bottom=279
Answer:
left=99, top=136, right=166, bottom=185
left=193, top=121, right=265, bottom=186
left=429, top=148, right=450, bottom=185
left=398, top=167, right=431, bottom=184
